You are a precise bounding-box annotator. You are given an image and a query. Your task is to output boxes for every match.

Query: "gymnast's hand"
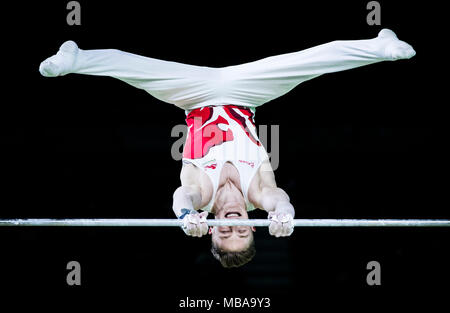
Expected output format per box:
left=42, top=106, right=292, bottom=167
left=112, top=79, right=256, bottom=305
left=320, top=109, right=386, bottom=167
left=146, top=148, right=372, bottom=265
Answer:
left=181, top=210, right=209, bottom=237
left=268, top=211, right=294, bottom=237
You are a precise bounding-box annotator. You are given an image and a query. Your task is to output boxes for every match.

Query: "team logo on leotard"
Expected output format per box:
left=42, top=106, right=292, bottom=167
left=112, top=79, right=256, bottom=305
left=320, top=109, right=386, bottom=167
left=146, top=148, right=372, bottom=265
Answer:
left=204, top=163, right=217, bottom=170
left=239, top=160, right=254, bottom=168
left=182, top=105, right=261, bottom=159
left=183, top=107, right=234, bottom=159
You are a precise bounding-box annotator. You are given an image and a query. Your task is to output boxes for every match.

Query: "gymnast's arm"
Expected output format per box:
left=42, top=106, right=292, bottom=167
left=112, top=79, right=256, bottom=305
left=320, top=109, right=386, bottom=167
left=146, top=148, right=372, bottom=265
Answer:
left=172, top=163, right=209, bottom=237
left=251, top=165, right=295, bottom=217
left=173, top=166, right=202, bottom=218
left=172, top=185, right=202, bottom=218
left=249, top=160, right=295, bottom=237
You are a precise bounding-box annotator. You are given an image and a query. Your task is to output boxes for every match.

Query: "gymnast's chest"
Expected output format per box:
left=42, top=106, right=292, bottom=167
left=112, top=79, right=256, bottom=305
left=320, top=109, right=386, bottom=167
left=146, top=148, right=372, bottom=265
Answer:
left=216, top=162, right=243, bottom=192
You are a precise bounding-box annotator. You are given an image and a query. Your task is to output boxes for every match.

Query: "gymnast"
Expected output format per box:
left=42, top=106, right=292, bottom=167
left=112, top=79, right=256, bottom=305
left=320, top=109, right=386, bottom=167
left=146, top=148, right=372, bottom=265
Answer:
left=39, top=29, right=415, bottom=267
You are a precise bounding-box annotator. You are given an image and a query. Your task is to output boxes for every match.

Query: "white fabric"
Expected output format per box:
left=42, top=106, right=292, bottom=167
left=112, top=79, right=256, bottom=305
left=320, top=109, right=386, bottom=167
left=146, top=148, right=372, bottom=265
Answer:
left=39, top=29, right=415, bottom=111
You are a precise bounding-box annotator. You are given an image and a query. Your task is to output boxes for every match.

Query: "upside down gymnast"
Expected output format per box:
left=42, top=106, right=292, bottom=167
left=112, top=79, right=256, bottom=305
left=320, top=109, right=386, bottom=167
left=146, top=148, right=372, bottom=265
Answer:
left=39, top=29, right=415, bottom=267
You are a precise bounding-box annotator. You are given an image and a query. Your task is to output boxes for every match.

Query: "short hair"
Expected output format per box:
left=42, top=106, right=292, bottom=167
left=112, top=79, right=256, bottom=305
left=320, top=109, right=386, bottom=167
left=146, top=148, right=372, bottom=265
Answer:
left=211, top=239, right=256, bottom=268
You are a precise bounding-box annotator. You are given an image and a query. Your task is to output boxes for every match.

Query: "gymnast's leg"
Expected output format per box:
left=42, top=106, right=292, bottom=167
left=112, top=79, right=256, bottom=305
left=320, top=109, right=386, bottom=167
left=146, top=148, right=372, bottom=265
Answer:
left=39, top=41, right=220, bottom=110
left=220, top=29, right=416, bottom=107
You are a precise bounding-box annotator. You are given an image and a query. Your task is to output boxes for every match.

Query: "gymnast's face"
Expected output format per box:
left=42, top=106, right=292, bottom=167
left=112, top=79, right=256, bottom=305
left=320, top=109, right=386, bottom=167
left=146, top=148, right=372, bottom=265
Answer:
left=210, top=202, right=256, bottom=252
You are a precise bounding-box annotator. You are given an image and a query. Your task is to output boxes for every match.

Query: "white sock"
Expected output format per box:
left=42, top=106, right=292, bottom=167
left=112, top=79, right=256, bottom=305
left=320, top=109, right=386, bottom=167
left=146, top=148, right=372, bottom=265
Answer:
left=39, top=40, right=79, bottom=77
left=377, top=29, right=416, bottom=60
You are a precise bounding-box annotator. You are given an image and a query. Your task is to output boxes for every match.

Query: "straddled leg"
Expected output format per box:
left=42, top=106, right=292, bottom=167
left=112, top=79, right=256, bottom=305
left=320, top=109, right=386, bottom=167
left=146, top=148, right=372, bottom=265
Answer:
left=219, top=29, right=415, bottom=107
left=39, top=42, right=220, bottom=110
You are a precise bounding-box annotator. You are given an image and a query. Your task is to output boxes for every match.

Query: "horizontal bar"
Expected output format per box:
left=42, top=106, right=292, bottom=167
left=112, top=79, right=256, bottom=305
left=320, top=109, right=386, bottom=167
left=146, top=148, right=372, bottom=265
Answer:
left=0, top=219, right=449, bottom=227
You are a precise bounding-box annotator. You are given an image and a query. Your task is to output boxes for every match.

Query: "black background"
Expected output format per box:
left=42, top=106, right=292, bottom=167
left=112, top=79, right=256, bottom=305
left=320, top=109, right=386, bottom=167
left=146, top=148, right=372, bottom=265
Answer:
left=0, top=0, right=448, bottom=311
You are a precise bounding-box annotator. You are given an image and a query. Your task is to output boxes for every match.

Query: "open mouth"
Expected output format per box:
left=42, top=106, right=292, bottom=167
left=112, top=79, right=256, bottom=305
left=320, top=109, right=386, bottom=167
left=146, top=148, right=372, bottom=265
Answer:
left=225, top=212, right=242, bottom=218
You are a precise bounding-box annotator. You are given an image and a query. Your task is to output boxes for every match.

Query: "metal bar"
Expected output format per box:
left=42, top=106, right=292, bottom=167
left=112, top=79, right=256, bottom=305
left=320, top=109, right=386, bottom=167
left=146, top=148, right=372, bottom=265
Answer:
left=0, top=219, right=449, bottom=227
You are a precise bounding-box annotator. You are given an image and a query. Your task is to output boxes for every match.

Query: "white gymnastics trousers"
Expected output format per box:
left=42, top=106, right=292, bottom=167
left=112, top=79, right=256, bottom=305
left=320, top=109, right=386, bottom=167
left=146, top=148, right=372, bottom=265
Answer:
left=39, top=29, right=415, bottom=111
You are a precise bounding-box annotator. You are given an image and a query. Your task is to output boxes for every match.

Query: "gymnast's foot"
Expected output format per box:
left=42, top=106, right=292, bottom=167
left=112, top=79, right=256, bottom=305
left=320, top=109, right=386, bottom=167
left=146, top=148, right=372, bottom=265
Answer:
left=377, top=29, right=416, bottom=60
left=39, top=40, right=79, bottom=77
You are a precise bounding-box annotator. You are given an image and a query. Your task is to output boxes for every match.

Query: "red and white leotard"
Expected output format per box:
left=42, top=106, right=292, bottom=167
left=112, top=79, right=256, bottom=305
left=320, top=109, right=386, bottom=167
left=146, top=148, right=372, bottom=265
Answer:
left=182, top=105, right=269, bottom=212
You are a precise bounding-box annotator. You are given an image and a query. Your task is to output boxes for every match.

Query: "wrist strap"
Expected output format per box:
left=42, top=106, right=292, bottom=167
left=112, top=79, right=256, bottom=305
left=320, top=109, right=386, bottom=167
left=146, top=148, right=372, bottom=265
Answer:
left=178, top=208, right=196, bottom=219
